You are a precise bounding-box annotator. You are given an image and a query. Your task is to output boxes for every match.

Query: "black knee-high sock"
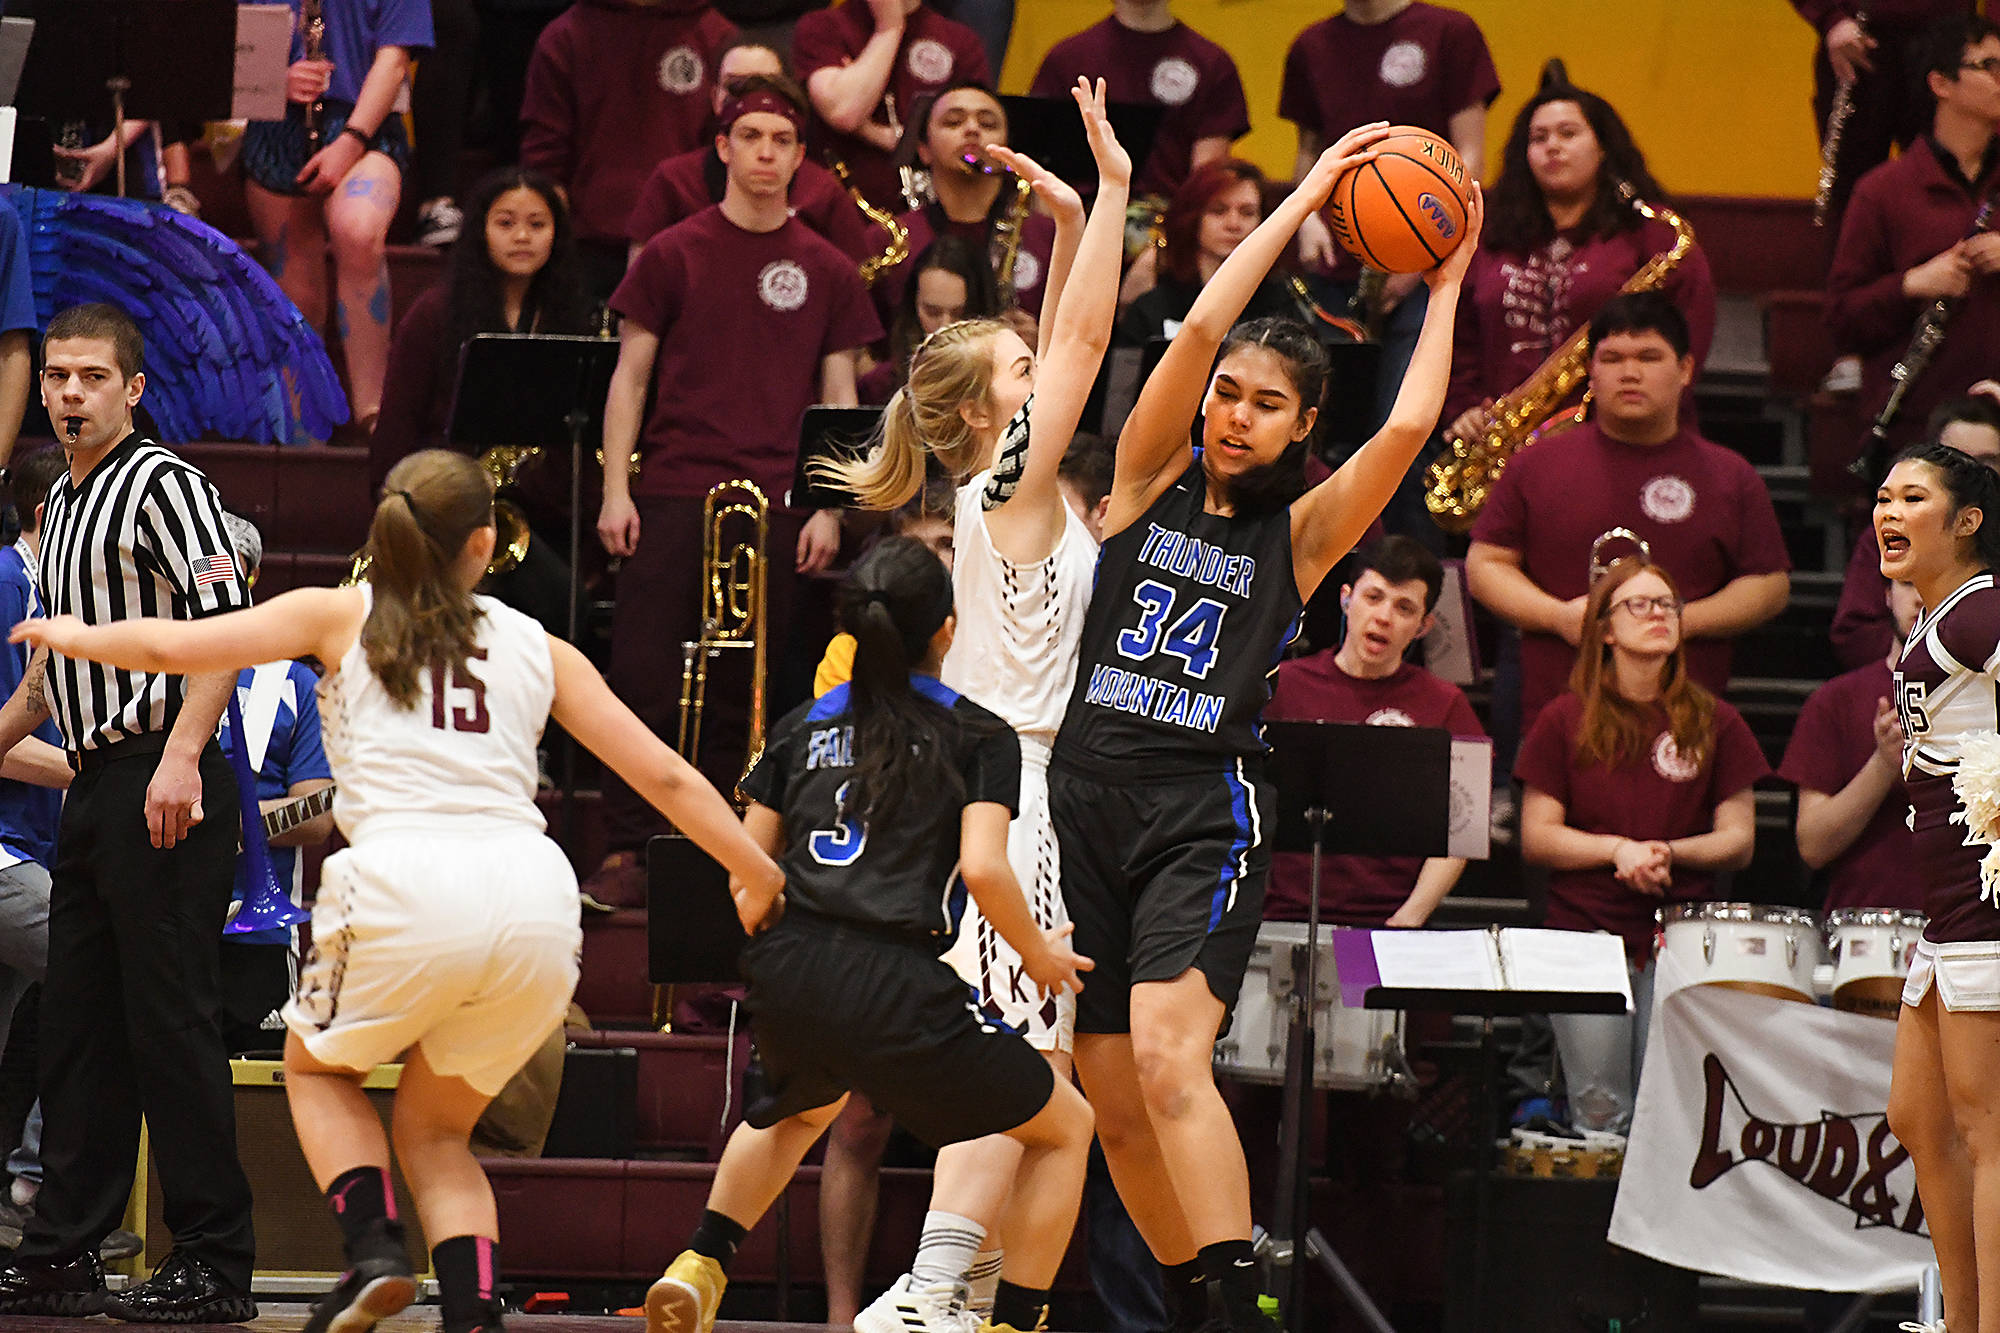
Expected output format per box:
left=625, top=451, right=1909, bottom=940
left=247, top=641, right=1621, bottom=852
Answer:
left=991, top=1280, right=1050, bottom=1330
left=433, top=1235, right=501, bottom=1333
left=1197, top=1240, right=1260, bottom=1321
left=324, top=1165, right=402, bottom=1260
left=688, top=1209, right=747, bottom=1273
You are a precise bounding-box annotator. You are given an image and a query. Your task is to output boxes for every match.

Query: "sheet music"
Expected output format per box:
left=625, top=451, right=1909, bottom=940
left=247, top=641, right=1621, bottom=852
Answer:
left=1500, top=929, right=1633, bottom=1005
left=234, top=5, right=293, bottom=122
left=1371, top=929, right=1501, bottom=991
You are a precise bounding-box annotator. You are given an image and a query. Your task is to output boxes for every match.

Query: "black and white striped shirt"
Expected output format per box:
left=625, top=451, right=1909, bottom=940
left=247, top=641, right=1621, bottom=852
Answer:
left=39, top=435, right=248, bottom=752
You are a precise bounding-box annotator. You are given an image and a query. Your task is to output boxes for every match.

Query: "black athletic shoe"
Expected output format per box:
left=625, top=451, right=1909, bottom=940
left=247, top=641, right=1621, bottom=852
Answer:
left=302, top=1252, right=418, bottom=1333
left=0, top=1248, right=107, bottom=1316
left=102, top=1250, right=257, bottom=1324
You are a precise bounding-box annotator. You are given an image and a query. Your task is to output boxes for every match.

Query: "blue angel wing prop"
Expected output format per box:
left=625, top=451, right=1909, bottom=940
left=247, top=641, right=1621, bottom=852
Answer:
left=7, top=185, right=348, bottom=444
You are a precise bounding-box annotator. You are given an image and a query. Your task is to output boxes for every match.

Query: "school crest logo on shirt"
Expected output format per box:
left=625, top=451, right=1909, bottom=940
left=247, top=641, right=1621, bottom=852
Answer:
left=1640, top=474, right=1696, bottom=524
left=1652, top=732, right=1701, bottom=783
left=657, top=46, right=705, bottom=95
left=758, top=259, right=810, bottom=312
left=1366, top=707, right=1417, bottom=727
left=1150, top=57, right=1200, bottom=106
left=1379, top=40, right=1428, bottom=89
left=1009, top=249, right=1043, bottom=293
left=907, top=38, right=955, bottom=84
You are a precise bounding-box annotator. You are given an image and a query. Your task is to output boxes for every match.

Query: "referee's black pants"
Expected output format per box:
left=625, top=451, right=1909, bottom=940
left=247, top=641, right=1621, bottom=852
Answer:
left=20, top=742, right=254, bottom=1287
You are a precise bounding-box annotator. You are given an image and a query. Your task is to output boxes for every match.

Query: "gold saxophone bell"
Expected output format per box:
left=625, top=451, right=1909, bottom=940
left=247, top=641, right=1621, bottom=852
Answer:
left=341, top=451, right=537, bottom=585
left=677, top=479, right=770, bottom=793
left=1424, top=190, right=1696, bottom=534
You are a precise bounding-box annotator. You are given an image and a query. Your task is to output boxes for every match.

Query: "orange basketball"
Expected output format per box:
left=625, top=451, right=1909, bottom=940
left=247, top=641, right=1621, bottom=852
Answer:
left=1325, top=126, right=1471, bottom=274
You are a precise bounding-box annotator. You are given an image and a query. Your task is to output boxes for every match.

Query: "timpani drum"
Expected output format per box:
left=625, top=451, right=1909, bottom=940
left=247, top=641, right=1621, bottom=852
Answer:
left=1824, top=909, right=1926, bottom=1018
left=1658, top=903, right=1823, bottom=1003
left=1213, top=923, right=1407, bottom=1091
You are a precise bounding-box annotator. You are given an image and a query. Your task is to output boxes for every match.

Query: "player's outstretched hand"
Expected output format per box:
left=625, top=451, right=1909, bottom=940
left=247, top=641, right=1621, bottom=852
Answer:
left=987, top=145, right=1082, bottom=226
left=1071, top=76, right=1131, bottom=190
left=1425, top=182, right=1484, bottom=291
left=9, top=615, right=84, bottom=657
left=732, top=870, right=786, bottom=936
left=1026, top=921, right=1094, bottom=996
left=1297, top=122, right=1391, bottom=214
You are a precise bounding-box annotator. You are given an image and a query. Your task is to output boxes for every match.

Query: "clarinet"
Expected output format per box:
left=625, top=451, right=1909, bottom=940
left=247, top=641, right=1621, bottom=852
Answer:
left=1851, top=194, right=2000, bottom=478
left=302, top=0, right=328, bottom=148
left=1814, top=10, right=1867, bottom=228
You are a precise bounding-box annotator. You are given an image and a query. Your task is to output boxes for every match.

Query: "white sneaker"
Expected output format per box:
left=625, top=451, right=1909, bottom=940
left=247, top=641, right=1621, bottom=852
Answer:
left=1900, top=1321, right=1947, bottom=1332
left=416, top=198, right=463, bottom=248
left=1823, top=353, right=1863, bottom=395
left=853, top=1273, right=978, bottom=1333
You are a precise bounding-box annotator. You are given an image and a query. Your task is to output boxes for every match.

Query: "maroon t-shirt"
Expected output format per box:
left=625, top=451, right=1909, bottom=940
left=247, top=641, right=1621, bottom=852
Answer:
left=1278, top=2, right=1499, bottom=282
left=1264, top=654, right=1484, bottom=926
left=625, top=147, right=890, bottom=268
left=1777, top=658, right=1925, bottom=914
left=1029, top=16, right=1250, bottom=198
left=1470, top=423, right=1793, bottom=735
left=1895, top=573, right=2000, bottom=943
left=1832, top=525, right=1894, bottom=671
left=880, top=203, right=1059, bottom=317
left=1827, top=136, right=2000, bottom=454
left=1444, top=219, right=1719, bottom=424
left=1516, top=692, right=1770, bottom=959
left=792, top=2, right=991, bottom=213
left=611, top=207, right=883, bottom=500
left=520, top=0, right=739, bottom=245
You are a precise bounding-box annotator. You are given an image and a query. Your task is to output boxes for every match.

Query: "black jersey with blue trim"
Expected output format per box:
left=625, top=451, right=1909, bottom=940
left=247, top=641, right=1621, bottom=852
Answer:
left=1055, top=456, right=1303, bottom=779
left=741, top=674, right=1022, bottom=945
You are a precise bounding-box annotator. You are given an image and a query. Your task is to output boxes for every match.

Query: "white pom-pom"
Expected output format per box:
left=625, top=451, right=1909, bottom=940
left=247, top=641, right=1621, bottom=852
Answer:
left=1953, top=732, right=2000, bottom=850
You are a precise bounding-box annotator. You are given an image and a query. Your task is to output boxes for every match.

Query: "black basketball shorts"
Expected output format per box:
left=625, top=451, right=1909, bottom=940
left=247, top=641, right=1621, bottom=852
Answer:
left=738, top=911, right=1056, bottom=1147
left=1049, top=761, right=1272, bottom=1035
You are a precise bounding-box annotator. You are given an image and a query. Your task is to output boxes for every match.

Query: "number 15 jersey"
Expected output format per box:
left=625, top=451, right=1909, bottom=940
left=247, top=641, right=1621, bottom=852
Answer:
left=1056, top=458, right=1303, bottom=780
left=318, top=587, right=553, bottom=842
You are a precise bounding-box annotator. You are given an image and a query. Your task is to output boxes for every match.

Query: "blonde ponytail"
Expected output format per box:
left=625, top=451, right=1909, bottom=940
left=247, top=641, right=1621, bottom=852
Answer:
left=815, top=318, right=1008, bottom=511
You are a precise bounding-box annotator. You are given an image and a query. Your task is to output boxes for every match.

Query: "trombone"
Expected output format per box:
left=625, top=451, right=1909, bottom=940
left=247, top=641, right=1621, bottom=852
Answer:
left=677, top=478, right=770, bottom=790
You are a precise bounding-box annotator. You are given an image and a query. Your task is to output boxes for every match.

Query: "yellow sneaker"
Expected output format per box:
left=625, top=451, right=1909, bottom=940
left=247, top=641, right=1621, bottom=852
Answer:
left=645, top=1250, right=725, bottom=1333
left=976, top=1313, right=1048, bottom=1333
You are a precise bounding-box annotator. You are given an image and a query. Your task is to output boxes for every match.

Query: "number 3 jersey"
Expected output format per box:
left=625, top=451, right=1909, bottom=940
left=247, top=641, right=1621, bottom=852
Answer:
left=1895, top=571, right=2000, bottom=943
left=318, top=587, right=553, bottom=842
left=743, top=676, right=1021, bottom=946
left=1055, top=458, right=1303, bottom=780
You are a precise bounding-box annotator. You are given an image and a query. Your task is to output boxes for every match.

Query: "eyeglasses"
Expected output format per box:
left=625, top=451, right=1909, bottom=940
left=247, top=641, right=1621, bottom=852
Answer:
left=1961, top=57, right=2000, bottom=77
left=1612, top=594, right=1681, bottom=618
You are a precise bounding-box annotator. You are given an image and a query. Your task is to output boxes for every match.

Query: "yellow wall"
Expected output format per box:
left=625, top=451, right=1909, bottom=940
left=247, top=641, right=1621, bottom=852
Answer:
left=1002, top=1, right=1823, bottom=199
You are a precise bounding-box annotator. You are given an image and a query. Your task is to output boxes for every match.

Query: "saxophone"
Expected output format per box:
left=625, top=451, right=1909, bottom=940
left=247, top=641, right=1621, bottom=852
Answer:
left=1424, top=189, right=1696, bottom=533
left=991, top=169, right=1033, bottom=306
left=830, top=158, right=910, bottom=287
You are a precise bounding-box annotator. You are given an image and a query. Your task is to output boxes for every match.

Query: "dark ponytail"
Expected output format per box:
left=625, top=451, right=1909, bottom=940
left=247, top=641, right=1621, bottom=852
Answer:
left=838, top=536, right=959, bottom=824
left=1891, top=439, right=2000, bottom=571
left=1215, top=316, right=1329, bottom=515
left=364, top=450, right=495, bottom=709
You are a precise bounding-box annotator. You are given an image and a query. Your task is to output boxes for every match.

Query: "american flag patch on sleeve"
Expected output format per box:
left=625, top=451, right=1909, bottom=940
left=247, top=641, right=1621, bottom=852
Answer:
left=192, top=553, right=237, bottom=587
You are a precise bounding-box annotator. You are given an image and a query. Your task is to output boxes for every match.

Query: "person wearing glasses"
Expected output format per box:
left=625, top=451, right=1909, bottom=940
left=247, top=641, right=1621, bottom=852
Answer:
left=1514, top=557, right=1769, bottom=1135
left=1464, top=292, right=1792, bottom=750
left=1828, top=14, right=2000, bottom=458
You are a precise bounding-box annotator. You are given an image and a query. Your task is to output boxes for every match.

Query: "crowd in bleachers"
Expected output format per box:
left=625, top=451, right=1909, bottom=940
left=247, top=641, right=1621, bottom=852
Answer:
left=7, top=0, right=2000, bottom=1328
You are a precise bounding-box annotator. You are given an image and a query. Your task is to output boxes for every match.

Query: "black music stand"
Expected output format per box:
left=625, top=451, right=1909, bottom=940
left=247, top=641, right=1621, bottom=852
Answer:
left=1263, top=721, right=1456, bottom=1333
left=447, top=333, right=617, bottom=646
left=15, top=0, right=235, bottom=197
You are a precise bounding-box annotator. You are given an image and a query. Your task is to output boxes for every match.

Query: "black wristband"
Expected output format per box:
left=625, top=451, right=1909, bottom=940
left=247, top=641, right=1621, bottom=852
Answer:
left=340, top=124, right=374, bottom=150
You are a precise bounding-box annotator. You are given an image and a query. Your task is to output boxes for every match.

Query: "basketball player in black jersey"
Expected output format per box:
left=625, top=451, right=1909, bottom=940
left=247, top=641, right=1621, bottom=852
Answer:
left=1047, top=122, right=1483, bottom=1332
left=644, top=538, right=1095, bottom=1333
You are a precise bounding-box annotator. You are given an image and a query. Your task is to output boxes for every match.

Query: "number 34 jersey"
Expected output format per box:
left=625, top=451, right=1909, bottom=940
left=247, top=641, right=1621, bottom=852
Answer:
left=1056, top=458, right=1303, bottom=780
left=743, top=676, right=1021, bottom=945
left=319, top=587, right=554, bottom=842
left=1895, top=571, right=2000, bottom=943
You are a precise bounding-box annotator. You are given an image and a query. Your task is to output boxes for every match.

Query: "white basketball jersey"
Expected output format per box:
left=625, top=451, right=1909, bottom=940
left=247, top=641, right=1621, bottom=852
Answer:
left=941, top=470, right=1098, bottom=743
left=319, top=589, right=553, bottom=841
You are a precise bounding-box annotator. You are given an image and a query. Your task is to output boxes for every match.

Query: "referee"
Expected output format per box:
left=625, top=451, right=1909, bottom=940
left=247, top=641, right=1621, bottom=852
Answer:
left=0, top=304, right=255, bottom=1320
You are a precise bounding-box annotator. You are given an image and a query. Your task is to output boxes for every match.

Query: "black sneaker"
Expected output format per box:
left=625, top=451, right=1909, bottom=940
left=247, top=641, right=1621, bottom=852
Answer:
left=102, top=1250, right=256, bottom=1324
left=302, top=1252, right=417, bottom=1333
left=0, top=1249, right=107, bottom=1316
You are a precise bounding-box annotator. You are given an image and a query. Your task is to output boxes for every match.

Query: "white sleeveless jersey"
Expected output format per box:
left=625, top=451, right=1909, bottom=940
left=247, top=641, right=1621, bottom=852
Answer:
left=318, top=588, right=553, bottom=841
left=940, top=468, right=1098, bottom=743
